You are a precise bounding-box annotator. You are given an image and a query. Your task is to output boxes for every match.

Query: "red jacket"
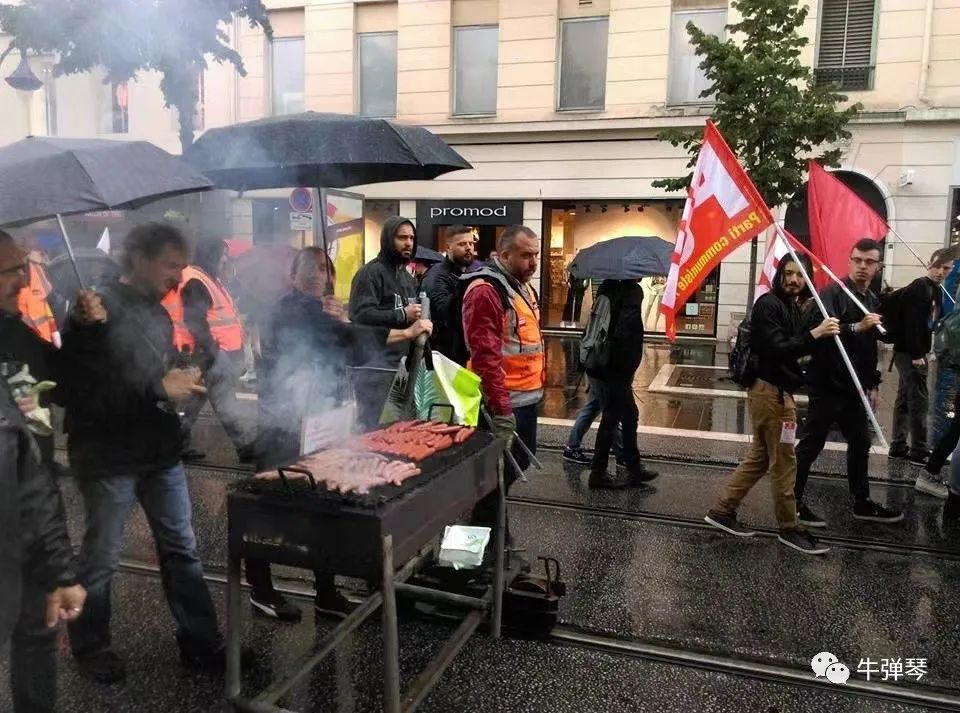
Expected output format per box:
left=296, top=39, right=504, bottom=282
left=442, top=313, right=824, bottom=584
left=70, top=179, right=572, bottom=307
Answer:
left=462, top=282, right=512, bottom=416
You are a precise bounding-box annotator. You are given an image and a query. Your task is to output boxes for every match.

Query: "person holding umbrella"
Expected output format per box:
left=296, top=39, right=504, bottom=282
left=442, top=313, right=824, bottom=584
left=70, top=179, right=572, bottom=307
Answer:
left=59, top=223, right=227, bottom=683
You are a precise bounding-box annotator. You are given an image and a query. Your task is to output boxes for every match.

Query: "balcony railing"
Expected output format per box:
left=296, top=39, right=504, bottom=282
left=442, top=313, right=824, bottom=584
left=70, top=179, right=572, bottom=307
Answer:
left=814, top=65, right=875, bottom=92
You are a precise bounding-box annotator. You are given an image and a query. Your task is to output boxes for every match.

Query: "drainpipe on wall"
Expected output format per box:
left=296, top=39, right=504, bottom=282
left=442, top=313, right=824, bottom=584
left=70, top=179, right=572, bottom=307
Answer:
left=233, top=16, right=241, bottom=122
left=919, top=0, right=935, bottom=106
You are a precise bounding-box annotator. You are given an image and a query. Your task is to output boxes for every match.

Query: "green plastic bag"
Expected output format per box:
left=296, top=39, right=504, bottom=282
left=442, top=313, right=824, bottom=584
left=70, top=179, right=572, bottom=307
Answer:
left=380, top=345, right=480, bottom=426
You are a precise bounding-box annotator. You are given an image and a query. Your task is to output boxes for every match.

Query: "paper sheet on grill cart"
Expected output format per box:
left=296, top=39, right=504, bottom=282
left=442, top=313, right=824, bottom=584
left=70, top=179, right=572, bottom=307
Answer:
left=438, top=525, right=491, bottom=570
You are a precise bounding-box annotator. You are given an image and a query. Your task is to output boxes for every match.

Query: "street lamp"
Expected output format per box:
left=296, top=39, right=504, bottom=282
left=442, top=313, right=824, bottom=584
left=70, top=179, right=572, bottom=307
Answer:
left=2, top=46, right=43, bottom=92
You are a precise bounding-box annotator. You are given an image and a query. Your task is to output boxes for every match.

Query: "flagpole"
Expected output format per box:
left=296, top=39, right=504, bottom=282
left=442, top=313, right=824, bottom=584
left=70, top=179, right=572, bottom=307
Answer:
left=776, top=226, right=887, bottom=336
left=887, top=226, right=956, bottom=305
left=782, top=241, right=889, bottom=450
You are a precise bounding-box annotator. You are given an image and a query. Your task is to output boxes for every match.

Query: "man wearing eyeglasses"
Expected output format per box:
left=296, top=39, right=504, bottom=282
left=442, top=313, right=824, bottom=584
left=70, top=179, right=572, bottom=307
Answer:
left=794, top=238, right=903, bottom=526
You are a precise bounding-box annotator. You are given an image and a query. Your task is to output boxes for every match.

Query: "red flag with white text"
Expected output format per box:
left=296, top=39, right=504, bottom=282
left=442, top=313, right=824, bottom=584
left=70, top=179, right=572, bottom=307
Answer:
left=660, top=121, right=775, bottom=339
left=755, top=232, right=792, bottom=302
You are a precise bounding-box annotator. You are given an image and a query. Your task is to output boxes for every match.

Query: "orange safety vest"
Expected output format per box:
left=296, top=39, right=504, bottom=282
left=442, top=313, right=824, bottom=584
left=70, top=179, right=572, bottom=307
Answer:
left=17, top=261, right=61, bottom=348
left=465, top=266, right=545, bottom=408
left=160, top=266, right=244, bottom=353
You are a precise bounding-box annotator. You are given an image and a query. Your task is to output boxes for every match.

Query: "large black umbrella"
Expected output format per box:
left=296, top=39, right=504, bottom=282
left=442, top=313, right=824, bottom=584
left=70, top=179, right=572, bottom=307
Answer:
left=568, top=236, right=675, bottom=281
left=412, top=246, right=444, bottom=264
left=183, top=112, right=472, bottom=191
left=0, top=136, right=213, bottom=226
left=0, top=136, right=213, bottom=289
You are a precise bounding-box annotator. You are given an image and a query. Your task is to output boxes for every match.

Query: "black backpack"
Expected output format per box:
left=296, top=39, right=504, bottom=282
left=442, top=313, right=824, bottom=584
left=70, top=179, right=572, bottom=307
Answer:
left=729, top=314, right=759, bottom=387
left=579, top=293, right=613, bottom=374
left=879, top=286, right=905, bottom=345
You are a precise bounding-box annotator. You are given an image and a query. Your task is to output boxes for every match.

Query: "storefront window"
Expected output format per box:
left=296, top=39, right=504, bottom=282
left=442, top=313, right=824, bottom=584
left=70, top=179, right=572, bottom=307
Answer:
left=542, top=201, right=720, bottom=337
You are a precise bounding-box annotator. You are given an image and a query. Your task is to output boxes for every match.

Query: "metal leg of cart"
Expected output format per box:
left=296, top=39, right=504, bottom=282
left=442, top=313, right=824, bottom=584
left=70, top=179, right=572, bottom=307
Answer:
left=491, top=457, right=506, bottom=638
left=226, top=549, right=243, bottom=701
left=382, top=534, right=402, bottom=713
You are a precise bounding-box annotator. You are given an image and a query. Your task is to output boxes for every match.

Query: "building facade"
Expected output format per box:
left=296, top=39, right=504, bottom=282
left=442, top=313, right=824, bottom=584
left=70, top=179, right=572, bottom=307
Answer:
left=3, top=0, right=960, bottom=338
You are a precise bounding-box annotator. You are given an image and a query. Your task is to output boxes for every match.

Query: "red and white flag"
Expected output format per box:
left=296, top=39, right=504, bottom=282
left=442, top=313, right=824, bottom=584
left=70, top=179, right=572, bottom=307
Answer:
left=660, top=121, right=775, bottom=339
left=754, top=231, right=792, bottom=302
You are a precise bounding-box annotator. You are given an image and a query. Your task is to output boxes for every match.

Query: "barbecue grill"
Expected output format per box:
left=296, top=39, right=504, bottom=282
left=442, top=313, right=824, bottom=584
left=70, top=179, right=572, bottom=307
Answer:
left=225, top=431, right=505, bottom=713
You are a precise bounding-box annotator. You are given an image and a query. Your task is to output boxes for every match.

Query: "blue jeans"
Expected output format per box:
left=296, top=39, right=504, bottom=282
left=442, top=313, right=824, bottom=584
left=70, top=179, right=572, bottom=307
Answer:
left=566, top=377, right=623, bottom=456
left=68, top=464, right=222, bottom=659
left=931, top=363, right=958, bottom=449
left=951, top=442, right=960, bottom=495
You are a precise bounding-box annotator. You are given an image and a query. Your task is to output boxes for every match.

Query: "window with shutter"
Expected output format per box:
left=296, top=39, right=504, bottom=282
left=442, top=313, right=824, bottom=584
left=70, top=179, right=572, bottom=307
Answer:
left=815, top=0, right=877, bottom=91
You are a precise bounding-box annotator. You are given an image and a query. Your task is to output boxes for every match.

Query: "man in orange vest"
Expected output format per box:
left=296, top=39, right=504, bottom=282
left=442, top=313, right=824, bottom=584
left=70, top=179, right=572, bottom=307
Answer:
left=161, top=238, right=254, bottom=463
left=17, top=256, right=60, bottom=349
left=461, top=225, right=545, bottom=533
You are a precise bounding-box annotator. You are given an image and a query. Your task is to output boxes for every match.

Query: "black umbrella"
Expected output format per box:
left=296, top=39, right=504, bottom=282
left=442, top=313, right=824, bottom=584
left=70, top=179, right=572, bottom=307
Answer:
left=0, top=136, right=213, bottom=288
left=47, top=248, right=121, bottom=299
left=183, top=112, right=472, bottom=191
left=568, top=236, right=675, bottom=281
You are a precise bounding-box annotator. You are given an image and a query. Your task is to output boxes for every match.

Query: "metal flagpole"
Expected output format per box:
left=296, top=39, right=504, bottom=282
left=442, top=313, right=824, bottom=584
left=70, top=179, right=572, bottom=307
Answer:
left=775, top=225, right=887, bottom=336
left=56, top=213, right=86, bottom=291
left=888, top=225, right=955, bottom=305
left=782, top=241, right=889, bottom=449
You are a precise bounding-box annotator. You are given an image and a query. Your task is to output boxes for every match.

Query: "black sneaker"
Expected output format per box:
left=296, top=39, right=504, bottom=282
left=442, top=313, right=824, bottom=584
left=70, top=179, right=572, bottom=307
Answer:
left=853, top=500, right=905, bottom=523
left=562, top=446, right=592, bottom=465
left=625, top=462, right=659, bottom=485
left=944, top=491, right=960, bottom=522
left=314, top=590, right=354, bottom=620
left=250, top=591, right=302, bottom=622
left=588, top=471, right=631, bottom=489
left=797, top=503, right=827, bottom=528
left=704, top=510, right=756, bottom=537
left=888, top=447, right=909, bottom=459
left=75, top=650, right=127, bottom=684
left=778, top=529, right=830, bottom=555
left=908, top=452, right=930, bottom=467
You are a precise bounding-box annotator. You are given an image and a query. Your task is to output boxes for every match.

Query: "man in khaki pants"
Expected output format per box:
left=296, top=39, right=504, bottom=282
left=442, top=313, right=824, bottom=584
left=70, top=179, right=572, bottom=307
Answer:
left=706, top=254, right=839, bottom=555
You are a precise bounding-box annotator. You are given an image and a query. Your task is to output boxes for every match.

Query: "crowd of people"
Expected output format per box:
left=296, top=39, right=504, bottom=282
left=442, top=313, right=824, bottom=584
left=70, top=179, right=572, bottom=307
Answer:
left=3, top=216, right=960, bottom=710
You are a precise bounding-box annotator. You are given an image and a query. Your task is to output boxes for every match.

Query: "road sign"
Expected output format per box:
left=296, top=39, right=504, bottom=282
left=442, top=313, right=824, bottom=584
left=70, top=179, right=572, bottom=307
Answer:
left=289, top=187, right=313, bottom=213
left=290, top=211, right=314, bottom=231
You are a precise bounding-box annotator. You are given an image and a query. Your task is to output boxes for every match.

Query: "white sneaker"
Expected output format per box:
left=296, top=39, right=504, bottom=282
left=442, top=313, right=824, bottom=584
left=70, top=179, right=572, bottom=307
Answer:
left=915, top=473, right=949, bottom=499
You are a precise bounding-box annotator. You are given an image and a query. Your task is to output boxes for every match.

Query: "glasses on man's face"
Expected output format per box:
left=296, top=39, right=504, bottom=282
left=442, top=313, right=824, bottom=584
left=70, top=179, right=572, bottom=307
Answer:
left=850, top=257, right=880, bottom=267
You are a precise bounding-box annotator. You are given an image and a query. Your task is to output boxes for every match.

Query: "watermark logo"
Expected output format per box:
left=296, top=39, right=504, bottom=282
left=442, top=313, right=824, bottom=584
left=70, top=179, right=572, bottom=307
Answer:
left=812, top=652, right=927, bottom=685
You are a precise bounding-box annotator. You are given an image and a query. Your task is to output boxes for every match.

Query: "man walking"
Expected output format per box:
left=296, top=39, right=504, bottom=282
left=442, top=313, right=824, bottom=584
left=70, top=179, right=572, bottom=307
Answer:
left=1, top=239, right=85, bottom=713
left=162, top=237, right=255, bottom=463
left=462, top=226, right=545, bottom=522
left=349, top=216, right=421, bottom=428
left=585, top=279, right=659, bottom=489
left=888, top=249, right=954, bottom=470
left=60, top=223, right=226, bottom=683
left=705, top=254, right=838, bottom=554
left=423, top=225, right=475, bottom=362
left=794, top=239, right=903, bottom=525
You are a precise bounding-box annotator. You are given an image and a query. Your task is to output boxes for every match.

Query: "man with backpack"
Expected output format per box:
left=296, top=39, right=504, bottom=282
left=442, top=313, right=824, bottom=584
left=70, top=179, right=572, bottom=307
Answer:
left=886, top=249, right=954, bottom=476
left=705, top=254, right=839, bottom=554
left=793, top=239, right=903, bottom=526
left=583, top=280, right=658, bottom=489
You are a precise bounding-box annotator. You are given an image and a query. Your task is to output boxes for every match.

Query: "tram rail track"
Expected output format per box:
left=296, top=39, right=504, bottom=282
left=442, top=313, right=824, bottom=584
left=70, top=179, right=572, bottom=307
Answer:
left=116, top=560, right=960, bottom=712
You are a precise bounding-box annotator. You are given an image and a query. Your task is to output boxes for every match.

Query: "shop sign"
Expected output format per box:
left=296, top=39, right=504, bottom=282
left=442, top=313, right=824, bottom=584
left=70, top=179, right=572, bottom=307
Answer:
left=418, top=200, right=523, bottom=227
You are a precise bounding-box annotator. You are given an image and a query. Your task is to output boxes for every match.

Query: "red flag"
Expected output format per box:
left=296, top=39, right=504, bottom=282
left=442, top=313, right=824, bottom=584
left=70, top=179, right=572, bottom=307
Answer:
left=661, top=121, right=774, bottom=339
left=807, top=161, right=888, bottom=290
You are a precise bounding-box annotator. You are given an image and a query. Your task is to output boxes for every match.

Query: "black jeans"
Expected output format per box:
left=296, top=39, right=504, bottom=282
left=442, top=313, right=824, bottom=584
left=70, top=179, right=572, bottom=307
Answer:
left=591, top=377, right=640, bottom=473
left=795, top=394, right=871, bottom=504
left=9, top=576, right=56, bottom=713
left=473, top=403, right=538, bottom=531
left=351, top=368, right=398, bottom=432
left=892, top=351, right=929, bottom=456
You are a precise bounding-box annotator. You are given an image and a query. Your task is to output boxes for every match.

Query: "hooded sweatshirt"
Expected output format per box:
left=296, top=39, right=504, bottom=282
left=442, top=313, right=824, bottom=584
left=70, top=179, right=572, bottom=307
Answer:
left=750, top=258, right=817, bottom=393
left=348, top=216, right=419, bottom=365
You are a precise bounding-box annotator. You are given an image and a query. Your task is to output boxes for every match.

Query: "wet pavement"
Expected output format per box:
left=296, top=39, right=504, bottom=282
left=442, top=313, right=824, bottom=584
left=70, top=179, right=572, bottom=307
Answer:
left=12, top=335, right=958, bottom=711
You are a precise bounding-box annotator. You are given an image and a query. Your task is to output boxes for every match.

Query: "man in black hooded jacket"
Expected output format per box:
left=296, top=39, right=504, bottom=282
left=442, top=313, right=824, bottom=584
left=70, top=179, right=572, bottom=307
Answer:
left=705, top=254, right=838, bottom=555
left=348, top=216, right=421, bottom=428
